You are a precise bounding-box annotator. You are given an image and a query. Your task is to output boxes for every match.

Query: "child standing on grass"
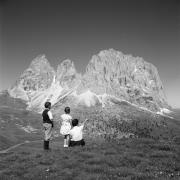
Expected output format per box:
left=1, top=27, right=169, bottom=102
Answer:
left=42, top=102, right=54, bottom=150
left=60, top=107, right=72, bottom=147
left=69, top=118, right=88, bottom=147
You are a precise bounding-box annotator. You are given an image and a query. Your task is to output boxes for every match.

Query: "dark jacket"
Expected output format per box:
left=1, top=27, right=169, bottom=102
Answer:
left=42, top=109, right=53, bottom=127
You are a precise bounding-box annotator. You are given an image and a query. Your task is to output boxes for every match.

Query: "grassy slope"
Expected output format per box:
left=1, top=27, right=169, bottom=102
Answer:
left=0, top=93, right=180, bottom=179
left=0, top=92, right=42, bottom=150
left=0, top=136, right=180, bottom=180
left=53, top=101, right=180, bottom=142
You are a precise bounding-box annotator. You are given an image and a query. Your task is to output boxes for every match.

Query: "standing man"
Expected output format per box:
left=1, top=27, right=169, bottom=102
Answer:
left=42, top=102, right=54, bottom=150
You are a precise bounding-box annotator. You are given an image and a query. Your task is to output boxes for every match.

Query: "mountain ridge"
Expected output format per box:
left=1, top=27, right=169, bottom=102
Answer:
left=8, top=49, right=170, bottom=113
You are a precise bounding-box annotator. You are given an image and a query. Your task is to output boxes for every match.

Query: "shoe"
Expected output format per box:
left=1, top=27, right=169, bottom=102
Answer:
left=64, top=145, right=68, bottom=148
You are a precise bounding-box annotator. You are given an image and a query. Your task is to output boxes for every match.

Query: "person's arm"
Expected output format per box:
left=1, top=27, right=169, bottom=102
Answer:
left=69, top=115, right=73, bottom=124
left=48, top=111, right=54, bottom=127
left=81, top=119, right=89, bottom=128
left=83, top=118, right=88, bottom=124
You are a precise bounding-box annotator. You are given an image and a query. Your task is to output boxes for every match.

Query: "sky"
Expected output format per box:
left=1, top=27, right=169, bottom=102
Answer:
left=0, top=0, right=180, bottom=108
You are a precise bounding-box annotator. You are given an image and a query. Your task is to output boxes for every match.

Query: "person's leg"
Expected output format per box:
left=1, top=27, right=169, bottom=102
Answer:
left=64, top=135, right=68, bottom=147
left=69, top=140, right=72, bottom=147
left=44, top=140, right=46, bottom=149
left=69, top=140, right=75, bottom=147
left=69, top=140, right=85, bottom=147
left=43, top=123, right=48, bottom=150
left=66, top=134, right=70, bottom=147
left=44, top=140, right=49, bottom=150
left=64, top=135, right=66, bottom=147
left=43, top=123, right=51, bottom=150
left=81, top=139, right=85, bottom=146
left=46, top=125, right=52, bottom=140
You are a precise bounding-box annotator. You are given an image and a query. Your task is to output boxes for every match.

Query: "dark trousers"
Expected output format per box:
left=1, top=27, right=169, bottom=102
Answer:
left=69, top=139, right=85, bottom=147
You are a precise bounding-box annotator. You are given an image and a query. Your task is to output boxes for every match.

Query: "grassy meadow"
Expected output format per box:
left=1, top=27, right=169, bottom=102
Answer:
left=0, top=93, right=180, bottom=179
left=0, top=136, right=180, bottom=180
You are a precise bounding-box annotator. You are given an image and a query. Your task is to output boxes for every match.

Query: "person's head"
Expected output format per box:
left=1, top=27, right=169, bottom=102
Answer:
left=72, top=119, right=79, bottom=127
left=44, top=102, right=51, bottom=109
left=64, top=107, right=70, bottom=114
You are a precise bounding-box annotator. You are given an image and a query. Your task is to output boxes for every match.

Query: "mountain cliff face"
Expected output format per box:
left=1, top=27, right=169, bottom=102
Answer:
left=78, top=49, right=168, bottom=111
left=8, top=49, right=169, bottom=113
left=56, top=59, right=81, bottom=89
left=8, top=55, right=55, bottom=101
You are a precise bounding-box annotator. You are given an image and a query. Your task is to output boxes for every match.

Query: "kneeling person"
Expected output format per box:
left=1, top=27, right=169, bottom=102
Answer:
left=69, top=119, right=88, bottom=147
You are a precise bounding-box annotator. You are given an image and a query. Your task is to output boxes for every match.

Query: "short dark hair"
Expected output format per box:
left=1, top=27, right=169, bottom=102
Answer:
left=72, top=119, right=78, bottom=127
left=44, top=102, right=51, bottom=108
left=64, top=107, right=70, bottom=114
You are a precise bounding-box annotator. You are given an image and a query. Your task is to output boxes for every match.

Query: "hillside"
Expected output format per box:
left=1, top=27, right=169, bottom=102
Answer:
left=52, top=99, right=180, bottom=142
left=0, top=92, right=180, bottom=179
left=0, top=91, right=179, bottom=150
left=0, top=91, right=42, bottom=150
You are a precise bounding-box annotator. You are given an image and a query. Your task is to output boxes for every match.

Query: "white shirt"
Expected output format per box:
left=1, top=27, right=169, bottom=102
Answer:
left=48, top=111, right=53, bottom=120
left=69, top=125, right=84, bottom=141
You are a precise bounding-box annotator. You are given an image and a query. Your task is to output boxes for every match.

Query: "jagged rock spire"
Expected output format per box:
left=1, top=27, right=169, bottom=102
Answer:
left=8, top=49, right=169, bottom=112
left=56, top=59, right=81, bottom=88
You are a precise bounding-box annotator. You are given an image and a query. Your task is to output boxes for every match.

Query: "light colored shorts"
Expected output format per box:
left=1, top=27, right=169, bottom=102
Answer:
left=43, top=123, right=53, bottom=141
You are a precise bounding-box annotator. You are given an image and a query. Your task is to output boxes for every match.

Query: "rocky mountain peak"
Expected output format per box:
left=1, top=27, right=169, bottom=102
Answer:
left=57, top=59, right=76, bottom=78
left=79, top=49, right=168, bottom=111
left=28, top=54, right=54, bottom=73
left=19, top=55, right=55, bottom=91
left=8, top=49, right=170, bottom=112
left=8, top=55, right=55, bottom=103
left=56, top=59, right=81, bottom=88
left=29, top=54, right=48, bottom=66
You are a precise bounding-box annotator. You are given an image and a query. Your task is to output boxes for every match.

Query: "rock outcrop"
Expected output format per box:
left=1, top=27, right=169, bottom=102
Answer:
left=8, top=49, right=170, bottom=112
left=56, top=59, right=81, bottom=89
left=9, top=55, right=55, bottom=101
left=78, top=49, right=168, bottom=111
left=8, top=55, right=80, bottom=112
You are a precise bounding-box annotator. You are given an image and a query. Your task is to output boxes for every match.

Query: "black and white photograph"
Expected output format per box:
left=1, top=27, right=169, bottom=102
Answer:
left=0, top=0, right=180, bottom=179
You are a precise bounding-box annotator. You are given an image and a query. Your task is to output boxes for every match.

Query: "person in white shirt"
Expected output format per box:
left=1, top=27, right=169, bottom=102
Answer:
left=60, top=107, right=72, bottom=147
left=69, top=118, right=88, bottom=147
